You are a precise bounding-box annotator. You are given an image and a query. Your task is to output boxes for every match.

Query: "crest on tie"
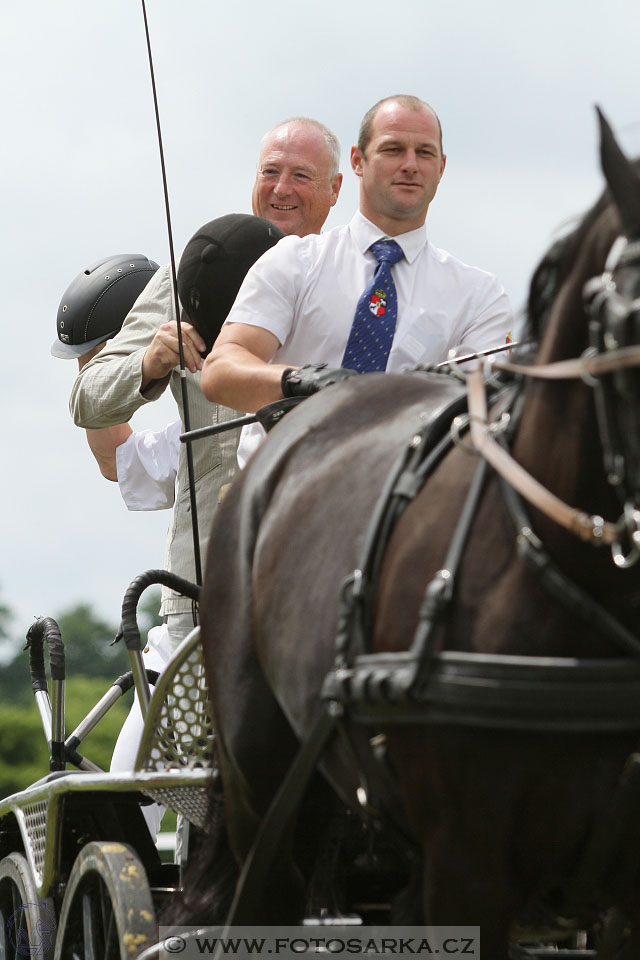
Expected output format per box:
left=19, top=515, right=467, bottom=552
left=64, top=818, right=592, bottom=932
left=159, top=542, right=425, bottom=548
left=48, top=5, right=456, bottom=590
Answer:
left=368, top=289, right=387, bottom=316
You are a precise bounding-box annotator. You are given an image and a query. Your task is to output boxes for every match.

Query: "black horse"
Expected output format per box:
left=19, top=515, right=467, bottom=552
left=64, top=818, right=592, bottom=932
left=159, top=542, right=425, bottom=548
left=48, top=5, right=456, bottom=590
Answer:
left=185, top=112, right=640, bottom=957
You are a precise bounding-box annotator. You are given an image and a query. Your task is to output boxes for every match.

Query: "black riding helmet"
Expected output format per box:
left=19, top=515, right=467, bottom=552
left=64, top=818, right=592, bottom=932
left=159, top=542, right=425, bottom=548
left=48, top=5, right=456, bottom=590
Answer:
left=52, top=254, right=159, bottom=359
left=177, top=214, right=285, bottom=354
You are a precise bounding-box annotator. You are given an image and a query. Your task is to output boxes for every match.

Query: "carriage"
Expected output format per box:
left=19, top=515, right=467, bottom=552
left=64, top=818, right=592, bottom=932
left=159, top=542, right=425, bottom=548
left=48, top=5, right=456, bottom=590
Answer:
left=1, top=110, right=639, bottom=959
left=0, top=570, right=212, bottom=960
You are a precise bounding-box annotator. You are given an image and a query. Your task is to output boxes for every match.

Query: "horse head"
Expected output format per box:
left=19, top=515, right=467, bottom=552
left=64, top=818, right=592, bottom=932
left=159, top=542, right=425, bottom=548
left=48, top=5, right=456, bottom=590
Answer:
left=584, top=109, right=640, bottom=564
left=516, top=109, right=640, bottom=571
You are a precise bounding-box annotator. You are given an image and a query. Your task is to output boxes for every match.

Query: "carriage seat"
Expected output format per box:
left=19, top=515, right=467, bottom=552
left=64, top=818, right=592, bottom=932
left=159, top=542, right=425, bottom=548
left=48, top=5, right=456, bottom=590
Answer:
left=133, top=626, right=216, bottom=829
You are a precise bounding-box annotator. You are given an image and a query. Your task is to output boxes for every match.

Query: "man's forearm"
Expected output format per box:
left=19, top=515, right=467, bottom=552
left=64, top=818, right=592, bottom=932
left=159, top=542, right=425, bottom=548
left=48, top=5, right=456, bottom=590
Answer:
left=85, top=424, right=133, bottom=481
left=201, top=344, right=289, bottom=413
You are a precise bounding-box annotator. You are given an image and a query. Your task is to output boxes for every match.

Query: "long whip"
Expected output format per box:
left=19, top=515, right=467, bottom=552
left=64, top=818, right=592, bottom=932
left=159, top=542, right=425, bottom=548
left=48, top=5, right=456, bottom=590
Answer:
left=140, top=0, right=202, bottom=586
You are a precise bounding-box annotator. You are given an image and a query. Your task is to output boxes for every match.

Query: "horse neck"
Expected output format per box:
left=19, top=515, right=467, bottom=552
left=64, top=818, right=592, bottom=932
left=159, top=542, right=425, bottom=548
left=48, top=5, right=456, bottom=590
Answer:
left=513, top=209, right=621, bottom=537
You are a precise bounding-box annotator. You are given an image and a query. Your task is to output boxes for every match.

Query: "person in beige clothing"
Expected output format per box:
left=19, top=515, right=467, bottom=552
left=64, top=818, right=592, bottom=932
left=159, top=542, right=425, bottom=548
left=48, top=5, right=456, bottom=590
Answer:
left=69, top=117, right=343, bottom=653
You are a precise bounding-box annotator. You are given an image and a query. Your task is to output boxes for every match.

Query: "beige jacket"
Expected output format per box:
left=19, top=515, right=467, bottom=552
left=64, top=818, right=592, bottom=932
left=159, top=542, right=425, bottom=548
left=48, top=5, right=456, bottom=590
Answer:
left=70, top=264, right=241, bottom=615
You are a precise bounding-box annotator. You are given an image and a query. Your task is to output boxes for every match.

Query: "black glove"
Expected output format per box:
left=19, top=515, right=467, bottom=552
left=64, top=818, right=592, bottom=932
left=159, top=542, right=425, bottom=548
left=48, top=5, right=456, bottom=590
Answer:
left=281, top=363, right=359, bottom=398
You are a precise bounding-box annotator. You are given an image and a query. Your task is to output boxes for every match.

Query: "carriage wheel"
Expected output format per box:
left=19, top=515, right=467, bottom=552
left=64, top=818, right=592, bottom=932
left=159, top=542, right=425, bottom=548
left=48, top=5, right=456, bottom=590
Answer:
left=53, top=841, right=157, bottom=960
left=0, top=852, right=56, bottom=960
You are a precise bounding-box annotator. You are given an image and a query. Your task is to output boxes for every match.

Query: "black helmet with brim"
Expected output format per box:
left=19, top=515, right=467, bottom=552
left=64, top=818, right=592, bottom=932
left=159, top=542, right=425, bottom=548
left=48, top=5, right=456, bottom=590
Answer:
left=52, top=253, right=159, bottom=359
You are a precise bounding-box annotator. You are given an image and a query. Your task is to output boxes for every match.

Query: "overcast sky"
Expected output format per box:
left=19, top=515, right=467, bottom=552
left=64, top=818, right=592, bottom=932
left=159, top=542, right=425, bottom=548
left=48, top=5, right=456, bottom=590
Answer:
left=1, top=0, right=638, bottom=658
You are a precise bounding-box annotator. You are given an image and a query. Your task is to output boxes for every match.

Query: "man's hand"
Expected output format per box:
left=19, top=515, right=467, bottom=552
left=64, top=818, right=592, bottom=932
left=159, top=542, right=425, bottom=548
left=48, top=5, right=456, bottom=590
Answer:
left=281, top=363, right=360, bottom=398
left=141, top=321, right=206, bottom=391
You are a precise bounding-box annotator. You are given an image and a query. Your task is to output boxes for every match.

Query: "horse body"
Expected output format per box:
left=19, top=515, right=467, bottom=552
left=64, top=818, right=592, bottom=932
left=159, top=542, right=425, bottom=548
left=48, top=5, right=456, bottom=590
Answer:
left=203, top=376, right=467, bottom=854
left=192, top=115, right=640, bottom=955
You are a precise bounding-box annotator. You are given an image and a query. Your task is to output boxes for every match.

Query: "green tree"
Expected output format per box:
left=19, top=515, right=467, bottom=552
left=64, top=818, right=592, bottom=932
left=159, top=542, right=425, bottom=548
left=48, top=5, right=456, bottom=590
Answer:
left=0, top=595, right=11, bottom=642
left=0, top=652, right=34, bottom=706
left=0, top=704, right=49, bottom=796
left=65, top=674, right=130, bottom=770
left=0, top=675, right=131, bottom=797
left=0, top=588, right=30, bottom=705
left=54, top=603, right=123, bottom=679
left=0, top=582, right=15, bottom=661
left=0, top=603, right=121, bottom=707
left=55, top=589, right=163, bottom=679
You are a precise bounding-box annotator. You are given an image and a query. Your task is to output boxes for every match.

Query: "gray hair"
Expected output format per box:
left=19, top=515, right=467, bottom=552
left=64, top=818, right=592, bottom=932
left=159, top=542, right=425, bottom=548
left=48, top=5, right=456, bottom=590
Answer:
left=358, top=95, right=443, bottom=156
left=259, top=117, right=341, bottom=179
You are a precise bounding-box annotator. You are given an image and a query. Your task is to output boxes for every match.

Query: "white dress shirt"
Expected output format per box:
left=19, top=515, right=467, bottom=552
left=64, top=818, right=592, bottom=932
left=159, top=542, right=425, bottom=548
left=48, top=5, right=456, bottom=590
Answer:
left=116, top=419, right=181, bottom=511
left=227, top=210, right=512, bottom=466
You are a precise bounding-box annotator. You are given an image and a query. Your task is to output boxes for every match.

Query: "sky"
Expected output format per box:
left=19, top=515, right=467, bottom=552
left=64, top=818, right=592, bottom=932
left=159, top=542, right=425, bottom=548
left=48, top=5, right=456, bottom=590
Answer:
left=1, top=0, right=638, bottom=659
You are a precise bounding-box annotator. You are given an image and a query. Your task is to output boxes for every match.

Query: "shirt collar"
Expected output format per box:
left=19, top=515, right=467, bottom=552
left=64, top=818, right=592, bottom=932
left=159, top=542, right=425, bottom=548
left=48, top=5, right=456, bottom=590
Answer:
left=349, top=210, right=428, bottom=265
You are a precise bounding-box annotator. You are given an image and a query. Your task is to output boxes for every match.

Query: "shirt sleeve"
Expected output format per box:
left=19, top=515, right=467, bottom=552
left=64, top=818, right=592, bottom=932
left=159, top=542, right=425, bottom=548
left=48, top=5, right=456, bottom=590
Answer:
left=224, top=235, right=307, bottom=347
left=116, top=420, right=181, bottom=511
left=455, top=273, right=513, bottom=356
left=69, top=265, right=173, bottom=428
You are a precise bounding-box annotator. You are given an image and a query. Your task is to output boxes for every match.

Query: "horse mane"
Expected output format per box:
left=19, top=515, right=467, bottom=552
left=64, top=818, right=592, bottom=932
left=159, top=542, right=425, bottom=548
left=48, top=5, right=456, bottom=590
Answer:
left=525, top=158, right=640, bottom=342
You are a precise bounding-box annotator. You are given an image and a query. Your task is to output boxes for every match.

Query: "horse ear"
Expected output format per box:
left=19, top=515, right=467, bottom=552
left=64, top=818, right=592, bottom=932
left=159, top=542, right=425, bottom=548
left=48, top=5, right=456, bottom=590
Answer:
left=597, top=105, right=640, bottom=236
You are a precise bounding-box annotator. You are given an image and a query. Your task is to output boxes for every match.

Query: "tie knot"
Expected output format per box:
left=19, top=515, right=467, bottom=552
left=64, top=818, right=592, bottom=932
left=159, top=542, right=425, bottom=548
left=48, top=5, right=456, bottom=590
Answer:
left=370, top=239, right=404, bottom=266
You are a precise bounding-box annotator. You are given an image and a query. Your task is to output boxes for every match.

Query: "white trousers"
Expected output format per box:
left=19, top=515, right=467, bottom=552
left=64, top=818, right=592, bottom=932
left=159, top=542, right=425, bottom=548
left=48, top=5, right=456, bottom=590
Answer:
left=110, top=622, right=172, bottom=837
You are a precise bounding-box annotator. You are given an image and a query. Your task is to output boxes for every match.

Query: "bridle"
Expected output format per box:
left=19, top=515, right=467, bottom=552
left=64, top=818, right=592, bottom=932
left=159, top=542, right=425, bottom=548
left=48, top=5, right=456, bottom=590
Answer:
left=584, top=233, right=640, bottom=547
left=466, top=231, right=640, bottom=568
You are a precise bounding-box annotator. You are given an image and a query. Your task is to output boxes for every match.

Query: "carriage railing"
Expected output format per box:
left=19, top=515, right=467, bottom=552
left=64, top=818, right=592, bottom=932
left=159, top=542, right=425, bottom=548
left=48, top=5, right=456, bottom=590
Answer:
left=0, top=627, right=214, bottom=898
left=0, top=572, right=215, bottom=898
left=25, top=615, right=161, bottom=774
left=24, top=569, right=209, bottom=777
left=117, top=568, right=201, bottom=717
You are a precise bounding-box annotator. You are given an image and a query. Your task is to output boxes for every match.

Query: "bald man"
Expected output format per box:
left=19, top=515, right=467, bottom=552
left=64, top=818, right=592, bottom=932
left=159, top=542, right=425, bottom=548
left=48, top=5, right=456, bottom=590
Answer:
left=251, top=117, right=342, bottom=236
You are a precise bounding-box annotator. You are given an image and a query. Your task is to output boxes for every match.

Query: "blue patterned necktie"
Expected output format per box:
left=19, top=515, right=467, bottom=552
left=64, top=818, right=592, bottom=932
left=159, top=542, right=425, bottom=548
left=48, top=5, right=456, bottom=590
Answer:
left=342, top=239, right=404, bottom=373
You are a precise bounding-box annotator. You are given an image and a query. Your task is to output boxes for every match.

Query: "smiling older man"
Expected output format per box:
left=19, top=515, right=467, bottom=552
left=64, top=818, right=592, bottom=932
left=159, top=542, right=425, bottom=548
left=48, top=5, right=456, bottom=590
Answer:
left=252, top=117, right=342, bottom=237
left=70, top=116, right=342, bottom=650
left=200, top=95, right=512, bottom=466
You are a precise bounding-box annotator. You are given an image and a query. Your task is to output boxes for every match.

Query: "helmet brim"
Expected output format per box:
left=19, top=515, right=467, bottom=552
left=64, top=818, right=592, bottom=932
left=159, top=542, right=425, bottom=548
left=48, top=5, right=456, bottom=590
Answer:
left=51, top=330, right=117, bottom=360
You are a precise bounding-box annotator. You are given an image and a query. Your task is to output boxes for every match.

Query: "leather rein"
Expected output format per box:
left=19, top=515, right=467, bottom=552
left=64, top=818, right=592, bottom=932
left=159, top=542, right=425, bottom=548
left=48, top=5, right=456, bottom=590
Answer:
left=466, top=233, right=640, bottom=567
left=466, top=361, right=634, bottom=547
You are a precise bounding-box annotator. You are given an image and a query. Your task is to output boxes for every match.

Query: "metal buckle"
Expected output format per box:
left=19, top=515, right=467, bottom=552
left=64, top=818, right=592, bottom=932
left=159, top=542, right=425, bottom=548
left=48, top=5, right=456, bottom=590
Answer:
left=579, top=346, right=601, bottom=388
left=612, top=503, right=640, bottom=569
left=450, top=413, right=476, bottom=454
left=603, top=235, right=629, bottom=275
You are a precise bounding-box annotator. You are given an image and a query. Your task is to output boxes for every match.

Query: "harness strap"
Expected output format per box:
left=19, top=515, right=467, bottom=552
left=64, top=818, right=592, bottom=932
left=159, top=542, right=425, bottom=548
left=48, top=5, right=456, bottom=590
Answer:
left=335, top=386, right=472, bottom=664
left=467, top=368, right=621, bottom=544
left=221, top=706, right=339, bottom=928
left=406, top=459, right=490, bottom=692
left=500, top=480, right=640, bottom=657
left=492, top=343, right=640, bottom=381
